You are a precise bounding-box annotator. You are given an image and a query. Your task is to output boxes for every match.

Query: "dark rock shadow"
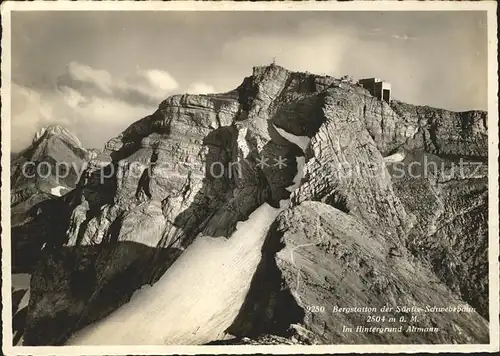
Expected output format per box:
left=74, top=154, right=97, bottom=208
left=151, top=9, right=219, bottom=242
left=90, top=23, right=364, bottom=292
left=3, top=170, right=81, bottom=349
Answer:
left=225, top=219, right=305, bottom=338
left=23, top=242, right=182, bottom=346
left=11, top=197, right=73, bottom=273
left=167, top=121, right=302, bottom=248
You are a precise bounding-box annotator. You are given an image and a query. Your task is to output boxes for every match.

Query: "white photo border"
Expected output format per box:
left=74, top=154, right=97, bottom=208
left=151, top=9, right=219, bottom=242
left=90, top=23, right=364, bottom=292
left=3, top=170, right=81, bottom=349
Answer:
left=1, top=1, right=498, bottom=355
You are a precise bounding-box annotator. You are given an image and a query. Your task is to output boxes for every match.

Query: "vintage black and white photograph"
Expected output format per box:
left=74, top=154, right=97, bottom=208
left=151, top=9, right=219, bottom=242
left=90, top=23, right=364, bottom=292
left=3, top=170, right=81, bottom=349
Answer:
left=1, top=1, right=498, bottom=354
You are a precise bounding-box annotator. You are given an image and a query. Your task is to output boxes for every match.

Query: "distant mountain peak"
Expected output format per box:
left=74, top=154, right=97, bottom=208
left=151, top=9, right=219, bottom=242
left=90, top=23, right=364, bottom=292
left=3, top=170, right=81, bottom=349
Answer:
left=32, top=125, right=83, bottom=149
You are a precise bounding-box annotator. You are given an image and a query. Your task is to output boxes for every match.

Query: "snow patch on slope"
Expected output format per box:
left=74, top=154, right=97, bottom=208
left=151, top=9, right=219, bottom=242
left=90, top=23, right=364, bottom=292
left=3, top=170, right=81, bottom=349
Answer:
left=273, top=124, right=310, bottom=151
left=50, top=185, right=66, bottom=197
left=272, top=124, right=309, bottom=198
left=286, top=156, right=306, bottom=193
left=383, top=150, right=406, bottom=163
left=67, top=203, right=282, bottom=345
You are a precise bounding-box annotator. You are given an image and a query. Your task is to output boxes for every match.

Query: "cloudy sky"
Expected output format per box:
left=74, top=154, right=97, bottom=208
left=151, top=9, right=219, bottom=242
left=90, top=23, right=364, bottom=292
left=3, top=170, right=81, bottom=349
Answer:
left=11, top=10, right=487, bottom=151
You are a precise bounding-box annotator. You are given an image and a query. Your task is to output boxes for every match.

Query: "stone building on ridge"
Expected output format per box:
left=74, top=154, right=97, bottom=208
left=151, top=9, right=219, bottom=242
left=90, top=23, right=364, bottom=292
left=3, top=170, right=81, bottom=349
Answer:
left=358, top=78, right=391, bottom=102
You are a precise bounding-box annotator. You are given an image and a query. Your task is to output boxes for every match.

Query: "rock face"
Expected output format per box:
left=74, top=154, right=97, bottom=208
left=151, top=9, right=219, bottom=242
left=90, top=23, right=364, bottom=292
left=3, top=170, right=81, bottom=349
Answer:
left=11, top=125, right=88, bottom=201
left=11, top=65, right=489, bottom=345
left=10, top=126, right=92, bottom=343
left=11, top=125, right=92, bottom=272
left=228, top=202, right=487, bottom=344
left=10, top=124, right=89, bottom=227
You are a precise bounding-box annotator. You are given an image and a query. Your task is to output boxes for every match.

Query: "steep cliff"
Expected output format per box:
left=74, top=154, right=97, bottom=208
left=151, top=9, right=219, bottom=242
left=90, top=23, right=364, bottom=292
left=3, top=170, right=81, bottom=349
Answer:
left=11, top=125, right=93, bottom=271
left=13, top=65, right=489, bottom=345
left=10, top=126, right=92, bottom=344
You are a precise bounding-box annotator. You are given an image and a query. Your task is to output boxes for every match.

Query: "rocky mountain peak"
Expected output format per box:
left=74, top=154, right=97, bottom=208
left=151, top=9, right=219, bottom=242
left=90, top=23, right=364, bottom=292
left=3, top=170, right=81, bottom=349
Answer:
left=11, top=125, right=90, bottom=227
left=32, top=124, right=84, bottom=149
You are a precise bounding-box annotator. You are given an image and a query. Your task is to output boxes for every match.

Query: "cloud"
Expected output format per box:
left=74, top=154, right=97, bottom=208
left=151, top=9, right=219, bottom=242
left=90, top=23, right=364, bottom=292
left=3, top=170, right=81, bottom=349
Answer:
left=59, top=61, right=179, bottom=107
left=11, top=83, right=71, bottom=151
left=186, top=82, right=216, bottom=94
left=59, top=86, right=88, bottom=109
left=11, top=82, right=154, bottom=152
left=390, top=34, right=417, bottom=41
left=366, top=28, right=384, bottom=38
left=120, top=68, right=179, bottom=104
left=66, top=61, right=114, bottom=95
left=221, top=27, right=352, bottom=76
left=11, top=62, right=180, bottom=151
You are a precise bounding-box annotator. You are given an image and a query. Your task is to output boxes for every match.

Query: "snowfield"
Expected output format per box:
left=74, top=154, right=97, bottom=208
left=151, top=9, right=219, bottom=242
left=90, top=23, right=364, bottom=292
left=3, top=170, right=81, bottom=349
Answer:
left=67, top=203, right=282, bottom=345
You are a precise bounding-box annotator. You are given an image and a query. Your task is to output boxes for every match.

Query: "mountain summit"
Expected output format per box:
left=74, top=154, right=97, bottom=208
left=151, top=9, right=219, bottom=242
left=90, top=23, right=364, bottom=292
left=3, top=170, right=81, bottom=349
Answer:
left=11, top=124, right=89, bottom=208
left=11, top=65, right=488, bottom=345
left=31, top=125, right=84, bottom=148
